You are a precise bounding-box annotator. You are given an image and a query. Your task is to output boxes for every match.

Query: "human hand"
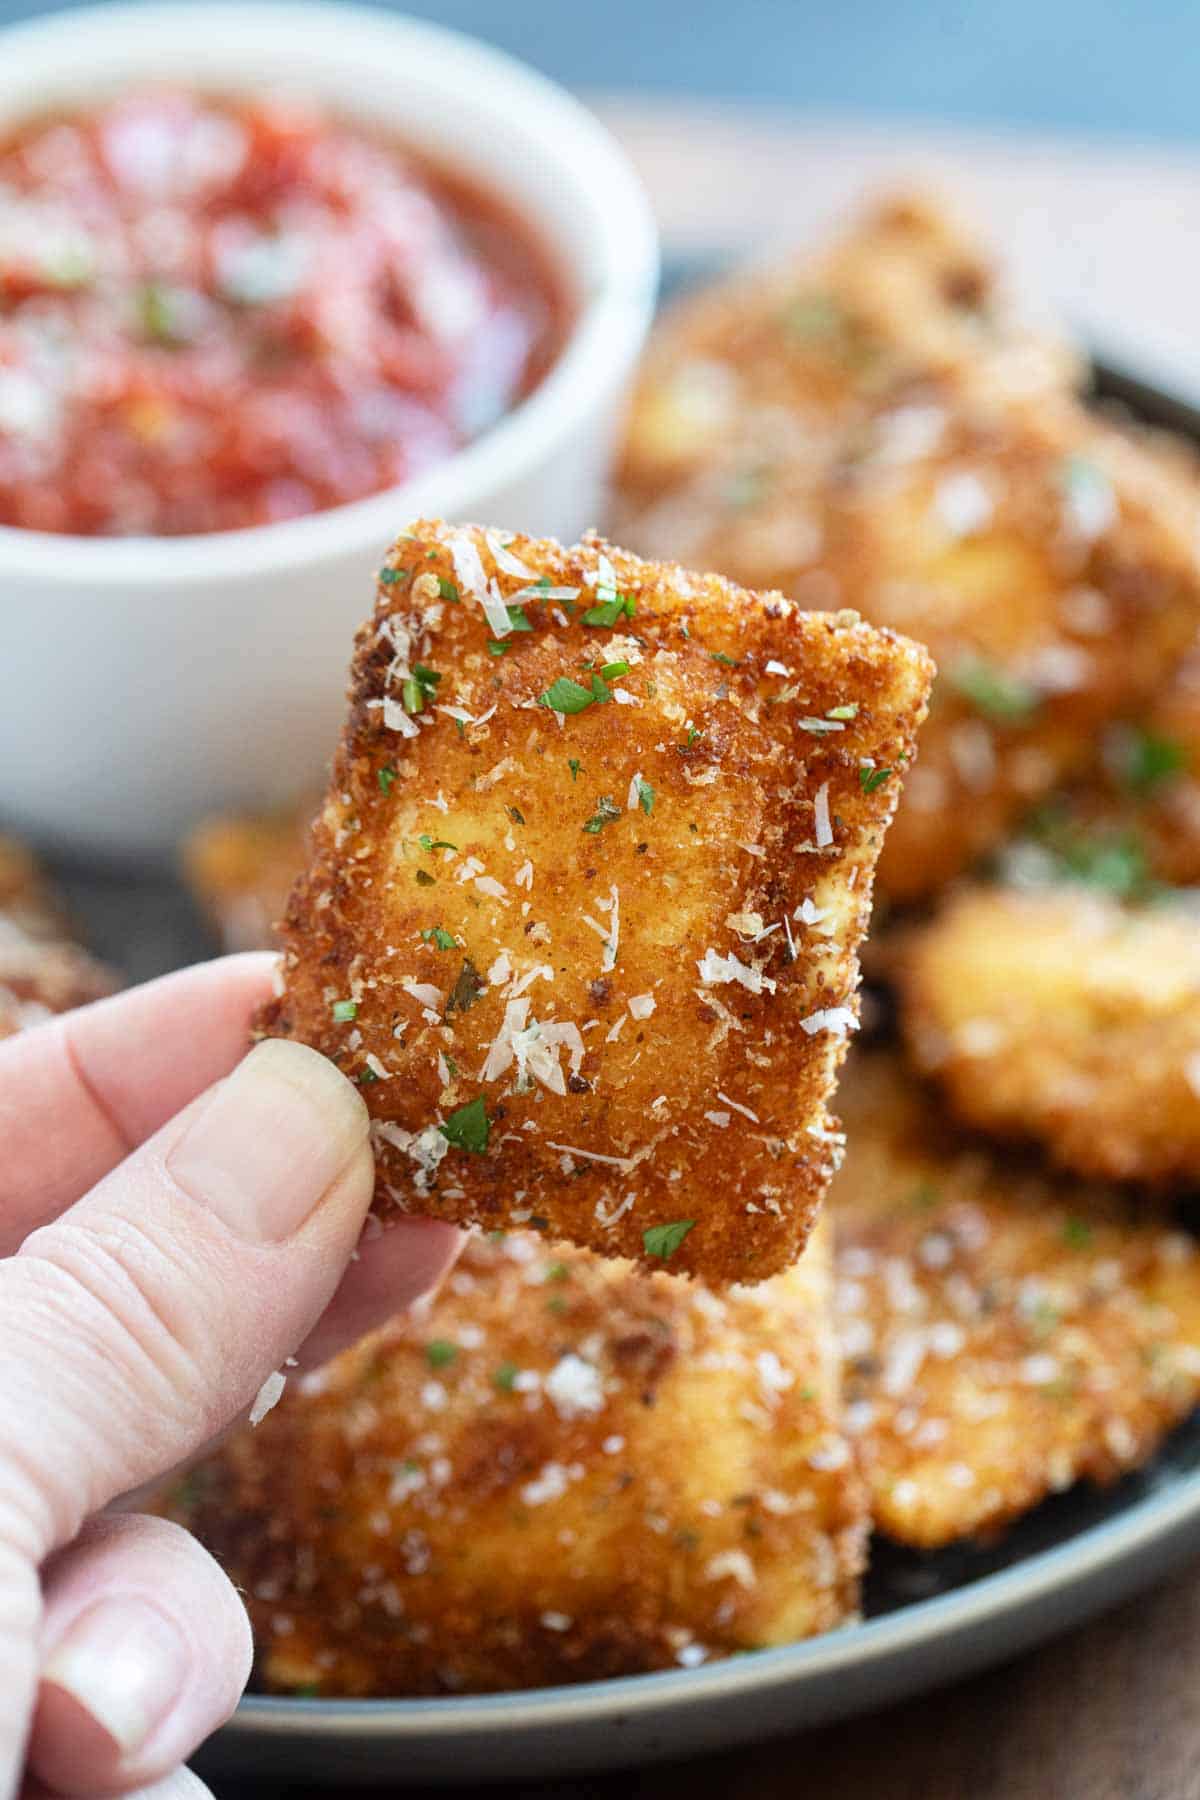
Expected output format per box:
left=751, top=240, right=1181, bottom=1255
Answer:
left=0, top=953, right=460, bottom=1800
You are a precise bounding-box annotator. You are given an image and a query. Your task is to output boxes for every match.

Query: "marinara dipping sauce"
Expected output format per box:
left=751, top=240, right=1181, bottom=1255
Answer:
left=0, top=91, right=568, bottom=535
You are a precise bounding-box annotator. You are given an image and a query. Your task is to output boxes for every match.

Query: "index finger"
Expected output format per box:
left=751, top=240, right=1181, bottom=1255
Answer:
left=0, top=954, right=277, bottom=1253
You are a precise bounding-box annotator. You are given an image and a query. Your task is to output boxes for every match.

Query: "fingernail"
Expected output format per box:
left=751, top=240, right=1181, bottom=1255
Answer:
left=167, top=1038, right=370, bottom=1243
left=42, top=1597, right=188, bottom=1755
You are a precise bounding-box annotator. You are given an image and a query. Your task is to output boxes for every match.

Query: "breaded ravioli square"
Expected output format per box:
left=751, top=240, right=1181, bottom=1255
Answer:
left=158, top=1220, right=867, bottom=1695
left=850, top=405, right=1200, bottom=901
left=0, top=837, right=117, bottom=1038
left=832, top=1052, right=1200, bottom=1548
left=896, top=883, right=1200, bottom=1186
left=1043, top=637, right=1200, bottom=894
left=255, top=521, right=933, bottom=1281
left=617, top=190, right=1075, bottom=524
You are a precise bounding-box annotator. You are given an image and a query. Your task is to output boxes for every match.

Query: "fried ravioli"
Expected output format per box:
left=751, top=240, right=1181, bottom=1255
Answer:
left=184, top=809, right=309, bottom=951
left=616, top=196, right=1200, bottom=904
left=832, top=1051, right=1200, bottom=1547
left=618, top=190, right=1074, bottom=521
left=0, top=838, right=117, bottom=1037
left=1043, top=639, right=1200, bottom=893
left=896, top=883, right=1200, bottom=1186
left=862, top=406, right=1200, bottom=899
left=159, top=1221, right=866, bottom=1695
left=255, top=520, right=932, bottom=1282
left=0, top=932, right=116, bottom=1038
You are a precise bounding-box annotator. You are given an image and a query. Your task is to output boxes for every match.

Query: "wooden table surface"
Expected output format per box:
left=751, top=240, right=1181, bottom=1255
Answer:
left=209, top=103, right=1200, bottom=1797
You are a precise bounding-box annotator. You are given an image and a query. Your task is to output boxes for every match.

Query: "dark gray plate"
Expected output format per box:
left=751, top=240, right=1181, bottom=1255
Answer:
left=36, top=349, right=1200, bottom=1786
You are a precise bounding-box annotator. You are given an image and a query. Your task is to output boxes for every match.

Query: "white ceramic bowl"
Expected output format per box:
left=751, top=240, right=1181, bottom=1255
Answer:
left=0, top=2, right=658, bottom=860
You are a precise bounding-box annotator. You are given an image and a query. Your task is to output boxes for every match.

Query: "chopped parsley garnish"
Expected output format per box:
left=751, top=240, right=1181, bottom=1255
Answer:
left=909, top=1181, right=940, bottom=1210
left=414, top=869, right=436, bottom=886
left=378, top=567, right=407, bottom=586
left=544, top=1262, right=570, bottom=1283
left=378, top=764, right=397, bottom=795
left=686, top=727, right=701, bottom=747
left=1024, top=806, right=1156, bottom=901
left=356, top=1066, right=379, bottom=1085
left=1107, top=725, right=1187, bottom=793
left=583, top=795, right=621, bottom=834
left=643, top=1219, right=695, bottom=1260
left=445, top=957, right=485, bottom=1016
left=421, top=926, right=456, bottom=950
left=136, top=280, right=195, bottom=346
left=1062, top=834, right=1151, bottom=895
left=859, top=765, right=893, bottom=794
left=438, top=1095, right=490, bottom=1154
left=418, top=833, right=457, bottom=853
left=951, top=657, right=1039, bottom=726
left=425, top=1339, right=458, bottom=1368
left=505, top=604, right=533, bottom=632
left=493, top=1361, right=519, bottom=1392
left=710, top=651, right=740, bottom=668
left=590, top=673, right=613, bottom=705
left=600, top=660, right=629, bottom=680
left=636, top=777, right=655, bottom=817
left=540, top=676, right=596, bottom=714
left=546, top=1294, right=568, bottom=1316
left=1063, top=1218, right=1093, bottom=1249
left=568, top=757, right=582, bottom=781
left=402, top=663, right=442, bottom=716
left=487, top=641, right=510, bottom=656
left=292, top=1683, right=321, bottom=1699
left=437, top=576, right=460, bottom=603
left=582, top=593, right=637, bottom=627
left=828, top=703, right=859, bottom=721
left=330, top=998, right=358, bottom=1023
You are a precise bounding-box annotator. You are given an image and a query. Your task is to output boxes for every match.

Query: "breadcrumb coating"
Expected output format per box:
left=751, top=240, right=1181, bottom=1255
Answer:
left=832, top=1051, right=1200, bottom=1547
left=615, top=193, right=1200, bottom=903
left=158, top=1221, right=866, bottom=1695
left=0, top=837, right=116, bottom=1036
left=896, top=883, right=1200, bottom=1185
left=254, top=520, right=932, bottom=1282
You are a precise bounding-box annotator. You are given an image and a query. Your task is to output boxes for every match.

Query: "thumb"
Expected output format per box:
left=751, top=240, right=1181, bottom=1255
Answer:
left=0, top=1039, right=374, bottom=1556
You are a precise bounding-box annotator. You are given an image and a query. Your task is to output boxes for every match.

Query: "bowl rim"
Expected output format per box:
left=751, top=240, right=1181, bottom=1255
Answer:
left=0, top=0, right=659, bottom=585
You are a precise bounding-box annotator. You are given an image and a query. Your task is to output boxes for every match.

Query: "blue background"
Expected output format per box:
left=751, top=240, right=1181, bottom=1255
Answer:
left=0, top=0, right=1196, bottom=143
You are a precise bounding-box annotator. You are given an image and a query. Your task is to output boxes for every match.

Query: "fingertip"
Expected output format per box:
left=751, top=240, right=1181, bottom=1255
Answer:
left=31, top=1516, right=250, bottom=1798
left=296, top=1217, right=464, bottom=1367
left=165, top=1037, right=373, bottom=1246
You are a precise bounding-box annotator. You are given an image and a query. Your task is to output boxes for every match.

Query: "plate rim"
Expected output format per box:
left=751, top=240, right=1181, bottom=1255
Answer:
left=223, top=1442, right=1200, bottom=1739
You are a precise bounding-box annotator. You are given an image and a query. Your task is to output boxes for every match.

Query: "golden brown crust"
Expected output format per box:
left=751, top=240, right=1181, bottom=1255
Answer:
left=1046, top=637, right=1200, bottom=892
left=617, top=189, right=1075, bottom=513
left=895, top=883, right=1200, bottom=1185
left=614, top=195, right=1200, bottom=904
left=864, top=405, right=1200, bottom=899
left=832, top=1051, right=1200, bottom=1548
left=183, top=809, right=310, bottom=951
left=158, top=1221, right=866, bottom=1696
left=0, top=933, right=116, bottom=1038
left=254, top=520, right=933, bottom=1282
